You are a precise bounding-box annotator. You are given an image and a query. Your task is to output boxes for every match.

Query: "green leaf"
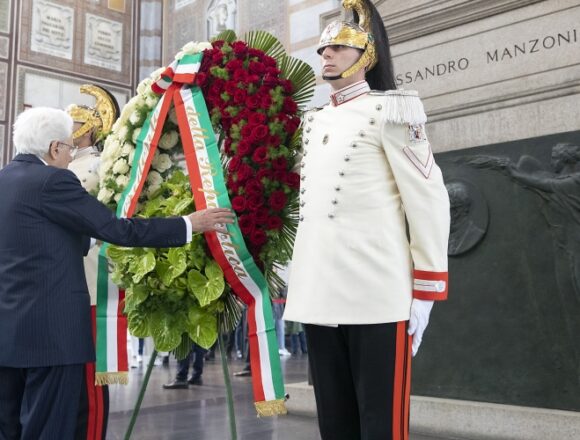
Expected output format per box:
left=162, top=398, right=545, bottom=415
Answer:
left=243, top=30, right=286, bottom=61
left=127, top=310, right=150, bottom=338
left=172, top=197, right=193, bottom=216
left=278, top=55, right=316, bottom=106
left=107, top=246, right=134, bottom=265
left=173, top=333, right=194, bottom=361
left=187, top=262, right=225, bottom=307
left=129, top=251, right=156, bottom=284
left=125, top=284, right=150, bottom=312
left=212, top=30, right=237, bottom=43
left=149, top=311, right=182, bottom=352
left=186, top=307, right=218, bottom=349
left=141, top=197, right=163, bottom=217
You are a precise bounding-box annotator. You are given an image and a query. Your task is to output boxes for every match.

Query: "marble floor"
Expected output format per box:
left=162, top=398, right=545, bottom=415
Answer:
left=107, top=352, right=457, bottom=440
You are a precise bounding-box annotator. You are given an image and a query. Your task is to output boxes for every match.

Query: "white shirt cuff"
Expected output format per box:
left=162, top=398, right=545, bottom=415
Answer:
left=89, top=238, right=97, bottom=249
left=182, top=216, right=192, bottom=243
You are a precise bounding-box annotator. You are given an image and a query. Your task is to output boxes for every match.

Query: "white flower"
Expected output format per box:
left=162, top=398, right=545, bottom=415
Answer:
left=100, top=157, right=114, bottom=175
left=112, top=158, right=130, bottom=175
left=147, top=170, right=163, bottom=187
left=168, top=108, right=178, bottom=125
left=121, top=142, right=134, bottom=156
left=97, top=187, right=114, bottom=204
left=103, top=138, right=121, bottom=159
left=128, top=150, right=135, bottom=164
left=116, top=175, right=129, bottom=188
left=145, top=96, right=158, bottom=109
left=117, top=125, right=129, bottom=142
left=146, top=183, right=162, bottom=199
left=197, top=42, right=212, bottom=51
left=159, top=131, right=179, bottom=150
left=137, top=78, right=153, bottom=96
left=129, top=110, right=143, bottom=126
left=114, top=193, right=122, bottom=203
left=151, top=153, right=173, bottom=173
left=132, top=128, right=142, bottom=144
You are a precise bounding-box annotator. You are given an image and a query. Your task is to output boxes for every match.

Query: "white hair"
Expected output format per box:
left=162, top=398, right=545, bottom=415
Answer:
left=13, top=107, right=73, bottom=156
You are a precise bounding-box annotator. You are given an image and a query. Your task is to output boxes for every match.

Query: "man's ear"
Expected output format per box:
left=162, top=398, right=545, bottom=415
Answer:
left=48, top=141, right=59, bottom=160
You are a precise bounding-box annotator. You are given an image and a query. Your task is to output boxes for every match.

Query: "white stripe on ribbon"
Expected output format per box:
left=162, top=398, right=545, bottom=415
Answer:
left=175, top=61, right=201, bottom=76
left=413, top=279, right=446, bottom=293
left=181, top=87, right=276, bottom=400
left=106, top=277, right=119, bottom=371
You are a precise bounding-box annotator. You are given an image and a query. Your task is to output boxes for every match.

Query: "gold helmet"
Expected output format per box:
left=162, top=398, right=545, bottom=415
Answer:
left=67, top=84, right=118, bottom=143
left=317, top=0, right=377, bottom=80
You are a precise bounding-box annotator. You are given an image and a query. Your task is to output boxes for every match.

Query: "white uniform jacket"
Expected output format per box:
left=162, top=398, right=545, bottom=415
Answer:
left=283, top=89, right=450, bottom=325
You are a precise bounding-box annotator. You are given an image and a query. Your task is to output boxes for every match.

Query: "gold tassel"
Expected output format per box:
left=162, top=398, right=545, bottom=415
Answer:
left=94, top=372, right=129, bottom=386
left=254, top=399, right=288, bottom=417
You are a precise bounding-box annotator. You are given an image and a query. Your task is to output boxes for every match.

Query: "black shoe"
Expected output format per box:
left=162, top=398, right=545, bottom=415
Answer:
left=162, top=355, right=169, bottom=366
left=162, top=379, right=188, bottom=389
left=188, top=376, right=203, bottom=385
left=233, top=368, right=251, bottom=377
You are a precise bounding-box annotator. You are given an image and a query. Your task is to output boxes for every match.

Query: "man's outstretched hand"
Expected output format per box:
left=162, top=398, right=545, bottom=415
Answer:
left=188, top=208, right=235, bottom=234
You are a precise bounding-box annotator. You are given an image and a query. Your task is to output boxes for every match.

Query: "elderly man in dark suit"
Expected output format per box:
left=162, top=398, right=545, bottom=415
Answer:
left=0, top=107, right=234, bottom=439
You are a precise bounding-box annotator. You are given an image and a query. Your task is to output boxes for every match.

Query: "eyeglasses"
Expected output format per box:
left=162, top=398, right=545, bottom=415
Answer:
left=52, top=141, right=78, bottom=158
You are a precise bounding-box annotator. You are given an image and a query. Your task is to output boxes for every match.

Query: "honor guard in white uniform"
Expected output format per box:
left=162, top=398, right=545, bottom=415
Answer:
left=283, top=1, right=450, bottom=439
left=67, top=84, right=119, bottom=440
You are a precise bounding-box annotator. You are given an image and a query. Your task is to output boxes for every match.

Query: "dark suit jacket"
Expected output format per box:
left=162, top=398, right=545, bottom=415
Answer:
left=0, top=154, right=187, bottom=367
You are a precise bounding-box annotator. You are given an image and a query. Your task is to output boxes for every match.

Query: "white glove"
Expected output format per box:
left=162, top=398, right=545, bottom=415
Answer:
left=407, top=299, right=434, bottom=357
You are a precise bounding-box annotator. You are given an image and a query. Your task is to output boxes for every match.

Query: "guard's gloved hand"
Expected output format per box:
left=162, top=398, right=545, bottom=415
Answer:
left=407, top=299, right=434, bottom=356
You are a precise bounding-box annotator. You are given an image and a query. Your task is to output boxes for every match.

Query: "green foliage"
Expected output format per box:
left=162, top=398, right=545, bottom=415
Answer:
left=212, top=30, right=237, bottom=43
left=243, top=30, right=286, bottom=60
left=108, top=171, right=225, bottom=352
left=278, top=55, right=316, bottom=107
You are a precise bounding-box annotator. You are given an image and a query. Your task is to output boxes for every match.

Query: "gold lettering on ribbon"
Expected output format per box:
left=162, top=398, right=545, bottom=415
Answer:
left=185, top=98, right=249, bottom=280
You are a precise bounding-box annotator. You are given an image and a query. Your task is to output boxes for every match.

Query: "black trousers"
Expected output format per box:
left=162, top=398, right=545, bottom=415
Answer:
left=304, top=322, right=412, bottom=440
left=0, top=364, right=84, bottom=440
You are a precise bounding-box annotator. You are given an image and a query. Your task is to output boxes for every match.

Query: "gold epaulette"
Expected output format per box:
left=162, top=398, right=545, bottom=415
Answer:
left=369, top=89, right=426, bottom=125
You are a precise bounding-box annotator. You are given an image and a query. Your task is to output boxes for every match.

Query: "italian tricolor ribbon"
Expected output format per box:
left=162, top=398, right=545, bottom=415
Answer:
left=114, top=52, right=286, bottom=415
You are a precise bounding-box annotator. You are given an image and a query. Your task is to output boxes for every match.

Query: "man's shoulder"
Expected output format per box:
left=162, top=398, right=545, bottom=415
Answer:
left=366, top=89, right=427, bottom=125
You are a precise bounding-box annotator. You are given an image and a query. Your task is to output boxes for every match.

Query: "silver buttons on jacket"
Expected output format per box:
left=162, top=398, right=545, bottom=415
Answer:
left=351, top=142, right=357, bottom=148
left=305, top=127, right=311, bottom=133
left=369, top=118, right=376, bottom=125
left=300, top=201, right=306, bottom=207
left=299, top=215, right=304, bottom=222
left=331, top=198, right=338, bottom=205
left=322, top=134, right=329, bottom=145
left=359, top=130, right=365, bottom=137
left=328, top=213, right=335, bottom=219
left=308, top=115, right=314, bottom=122
left=338, top=170, right=345, bottom=177
left=376, top=104, right=382, bottom=111
left=344, top=155, right=350, bottom=162
left=334, top=185, right=341, bottom=191
left=304, top=138, right=309, bottom=145
left=300, top=188, right=306, bottom=194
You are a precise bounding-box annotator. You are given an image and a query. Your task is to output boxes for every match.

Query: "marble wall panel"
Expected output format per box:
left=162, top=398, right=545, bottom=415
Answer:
left=30, top=0, right=74, bottom=60
left=84, top=13, right=123, bottom=71
left=0, top=0, right=10, bottom=33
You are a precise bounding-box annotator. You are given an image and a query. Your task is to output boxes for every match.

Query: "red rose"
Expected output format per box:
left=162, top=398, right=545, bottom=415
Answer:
left=238, top=214, right=255, bottom=234
left=285, top=172, right=301, bottom=189
left=252, top=146, right=268, bottom=164
left=285, top=117, right=300, bottom=134
left=224, top=80, right=238, bottom=95
left=237, top=140, right=253, bottom=156
left=228, top=155, right=241, bottom=171
left=255, top=207, right=269, bottom=223
left=246, top=95, right=260, bottom=109
left=263, top=75, right=279, bottom=87
left=245, top=178, right=263, bottom=196
left=247, top=194, right=264, bottom=210
left=233, top=69, right=247, bottom=82
left=231, top=41, right=248, bottom=56
left=267, top=216, right=283, bottom=230
left=241, top=124, right=254, bottom=138
left=212, top=52, right=224, bottom=64
left=265, top=67, right=281, bottom=76
left=250, top=112, right=267, bottom=125
left=272, top=157, right=287, bottom=171
left=233, top=89, right=248, bottom=105
left=249, top=229, right=267, bottom=246
left=252, top=125, right=268, bottom=140
left=226, top=59, right=243, bottom=72
left=247, top=74, right=260, bottom=84
left=282, top=97, right=298, bottom=113
left=273, top=170, right=287, bottom=183
left=281, top=79, right=293, bottom=94
left=196, top=72, right=208, bottom=87
left=237, top=163, right=254, bottom=182
left=232, top=195, right=248, bottom=212
left=268, top=190, right=287, bottom=210
left=267, top=134, right=281, bottom=147
left=212, top=41, right=225, bottom=49
left=248, top=48, right=264, bottom=58
left=263, top=55, right=277, bottom=68
left=249, top=61, right=266, bottom=75
left=223, top=138, right=233, bottom=155
left=257, top=168, right=274, bottom=182
left=259, top=94, right=272, bottom=109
